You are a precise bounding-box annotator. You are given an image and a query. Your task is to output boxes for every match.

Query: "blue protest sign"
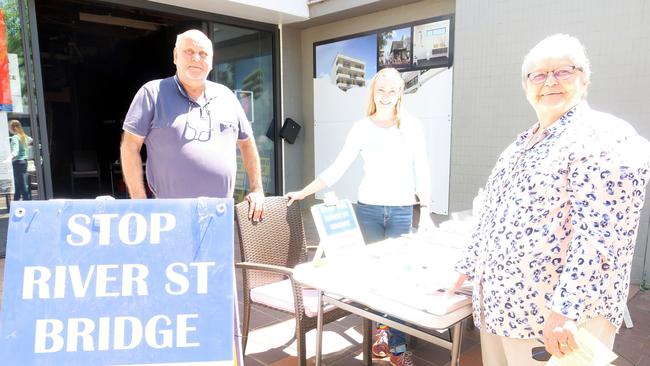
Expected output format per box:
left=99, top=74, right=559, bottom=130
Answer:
left=0, top=198, right=235, bottom=365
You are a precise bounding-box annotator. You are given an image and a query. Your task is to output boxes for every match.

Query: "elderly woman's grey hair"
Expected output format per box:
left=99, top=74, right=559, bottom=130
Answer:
left=521, top=34, right=591, bottom=87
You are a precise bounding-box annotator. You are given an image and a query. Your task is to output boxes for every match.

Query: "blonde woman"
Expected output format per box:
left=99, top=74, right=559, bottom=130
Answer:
left=9, top=120, right=33, bottom=201
left=286, top=67, right=432, bottom=366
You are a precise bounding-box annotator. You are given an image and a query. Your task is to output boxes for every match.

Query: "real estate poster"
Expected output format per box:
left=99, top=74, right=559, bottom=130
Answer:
left=413, top=19, right=451, bottom=69
left=378, top=26, right=412, bottom=70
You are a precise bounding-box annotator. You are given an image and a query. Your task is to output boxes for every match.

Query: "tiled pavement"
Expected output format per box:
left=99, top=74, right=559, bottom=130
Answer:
left=0, top=208, right=649, bottom=365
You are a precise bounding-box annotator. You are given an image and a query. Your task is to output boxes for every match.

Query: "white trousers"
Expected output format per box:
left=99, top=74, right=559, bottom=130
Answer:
left=480, top=316, right=616, bottom=366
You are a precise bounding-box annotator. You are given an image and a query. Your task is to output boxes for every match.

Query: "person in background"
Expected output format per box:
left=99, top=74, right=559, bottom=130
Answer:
left=286, top=67, right=433, bottom=366
left=451, top=34, right=650, bottom=365
left=120, top=29, right=264, bottom=221
left=9, top=119, right=33, bottom=201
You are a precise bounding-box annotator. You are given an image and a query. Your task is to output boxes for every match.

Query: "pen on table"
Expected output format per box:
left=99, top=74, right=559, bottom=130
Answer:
left=437, top=288, right=472, bottom=296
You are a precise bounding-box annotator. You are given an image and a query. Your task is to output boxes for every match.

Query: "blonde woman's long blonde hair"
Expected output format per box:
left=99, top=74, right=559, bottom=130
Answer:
left=9, top=120, right=28, bottom=146
left=365, top=67, right=405, bottom=128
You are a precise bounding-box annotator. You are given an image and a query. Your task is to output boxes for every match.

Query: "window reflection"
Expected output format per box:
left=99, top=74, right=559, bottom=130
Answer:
left=212, top=23, right=275, bottom=201
left=0, top=0, right=29, bottom=114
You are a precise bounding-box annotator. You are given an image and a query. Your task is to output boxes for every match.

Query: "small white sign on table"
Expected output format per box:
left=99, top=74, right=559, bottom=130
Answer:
left=310, top=198, right=365, bottom=262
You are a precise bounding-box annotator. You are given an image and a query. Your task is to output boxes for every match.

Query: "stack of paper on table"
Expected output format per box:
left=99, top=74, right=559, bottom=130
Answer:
left=359, top=236, right=473, bottom=316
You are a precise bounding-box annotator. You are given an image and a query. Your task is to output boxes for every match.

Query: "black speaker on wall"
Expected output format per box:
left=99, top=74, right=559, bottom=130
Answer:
left=279, top=118, right=301, bottom=144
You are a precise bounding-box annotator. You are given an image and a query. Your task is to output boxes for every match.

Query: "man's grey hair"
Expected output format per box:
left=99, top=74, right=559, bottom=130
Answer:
left=521, top=34, right=591, bottom=87
left=175, top=29, right=213, bottom=54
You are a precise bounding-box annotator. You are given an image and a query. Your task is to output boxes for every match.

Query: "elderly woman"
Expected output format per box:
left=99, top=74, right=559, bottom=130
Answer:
left=451, top=34, right=650, bottom=365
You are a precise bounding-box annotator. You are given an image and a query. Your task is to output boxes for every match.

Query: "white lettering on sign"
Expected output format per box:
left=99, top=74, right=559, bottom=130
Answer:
left=66, top=214, right=91, bottom=246
left=329, top=221, right=351, bottom=230
left=164, top=262, right=216, bottom=295
left=324, top=211, right=349, bottom=221
left=22, top=264, right=150, bottom=299
left=33, top=314, right=200, bottom=353
left=66, top=213, right=176, bottom=246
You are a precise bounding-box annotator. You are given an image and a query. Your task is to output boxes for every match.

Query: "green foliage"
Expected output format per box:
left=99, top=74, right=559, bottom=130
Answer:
left=1, top=0, right=22, bottom=55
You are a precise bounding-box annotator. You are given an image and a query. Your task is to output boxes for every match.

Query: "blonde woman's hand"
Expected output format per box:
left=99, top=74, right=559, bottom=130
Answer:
left=285, top=191, right=306, bottom=206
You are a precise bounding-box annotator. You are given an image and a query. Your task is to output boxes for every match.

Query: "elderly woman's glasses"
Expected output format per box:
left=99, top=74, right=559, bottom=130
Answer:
left=527, top=65, right=582, bottom=85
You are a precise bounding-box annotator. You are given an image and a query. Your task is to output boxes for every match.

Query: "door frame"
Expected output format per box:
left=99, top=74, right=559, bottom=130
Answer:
left=19, top=0, right=54, bottom=198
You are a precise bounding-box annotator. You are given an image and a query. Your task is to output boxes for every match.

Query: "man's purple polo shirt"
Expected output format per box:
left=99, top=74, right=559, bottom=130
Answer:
left=123, top=76, right=252, bottom=198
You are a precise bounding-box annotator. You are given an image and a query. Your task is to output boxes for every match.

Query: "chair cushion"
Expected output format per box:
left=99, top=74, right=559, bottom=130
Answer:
left=250, top=279, right=338, bottom=318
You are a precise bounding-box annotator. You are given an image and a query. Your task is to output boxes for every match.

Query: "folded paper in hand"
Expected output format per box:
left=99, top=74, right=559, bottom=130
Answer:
left=546, top=327, right=617, bottom=366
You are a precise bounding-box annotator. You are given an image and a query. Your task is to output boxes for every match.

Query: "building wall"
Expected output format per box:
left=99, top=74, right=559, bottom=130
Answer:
left=292, top=0, right=455, bottom=201
left=280, top=26, right=305, bottom=192
left=452, top=0, right=650, bottom=283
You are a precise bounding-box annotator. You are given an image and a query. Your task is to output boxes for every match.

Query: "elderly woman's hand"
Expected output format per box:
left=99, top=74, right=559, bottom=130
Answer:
left=447, top=272, right=469, bottom=296
left=543, top=311, right=578, bottom=358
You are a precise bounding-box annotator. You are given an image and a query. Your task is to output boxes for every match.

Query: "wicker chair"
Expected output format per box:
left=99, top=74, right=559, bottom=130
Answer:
left=234, top=196, right=351, bottom=366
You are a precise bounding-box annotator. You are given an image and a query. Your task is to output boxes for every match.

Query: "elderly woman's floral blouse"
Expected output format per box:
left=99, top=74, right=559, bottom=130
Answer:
left=456, top=102, right=650, bottom=339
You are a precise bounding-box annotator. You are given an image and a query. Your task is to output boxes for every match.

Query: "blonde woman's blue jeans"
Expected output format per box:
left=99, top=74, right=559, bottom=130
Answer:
left=355, top=202, right=412, bottom=354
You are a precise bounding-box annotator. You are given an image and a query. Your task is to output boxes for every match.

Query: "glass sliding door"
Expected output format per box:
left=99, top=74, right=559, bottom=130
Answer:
left=0, top=0, right=51, bottom=203
left=209, top=22, right=277, bottom=201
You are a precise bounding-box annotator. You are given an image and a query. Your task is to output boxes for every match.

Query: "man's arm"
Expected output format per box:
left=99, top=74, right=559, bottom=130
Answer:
left=237, top=137, right=264, bottom=221
left=120, top=131, right=147, bottom=199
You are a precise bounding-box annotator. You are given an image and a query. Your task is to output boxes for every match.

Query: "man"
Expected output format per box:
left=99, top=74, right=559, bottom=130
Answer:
left=120, top=29, right=264, bottom=221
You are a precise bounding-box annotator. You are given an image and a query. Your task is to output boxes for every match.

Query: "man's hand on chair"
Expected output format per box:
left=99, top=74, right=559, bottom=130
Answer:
left=245, top=190, right=265, bottom=222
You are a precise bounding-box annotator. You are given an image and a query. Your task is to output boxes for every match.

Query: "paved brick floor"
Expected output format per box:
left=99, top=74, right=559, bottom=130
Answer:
left=240, top=288, right=648, bottom=365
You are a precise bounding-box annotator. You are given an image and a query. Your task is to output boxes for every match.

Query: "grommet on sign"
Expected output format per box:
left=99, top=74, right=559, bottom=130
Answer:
left=14, top=207, right=26, bottom=218
left=216, top=203, right=227, bottom=215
